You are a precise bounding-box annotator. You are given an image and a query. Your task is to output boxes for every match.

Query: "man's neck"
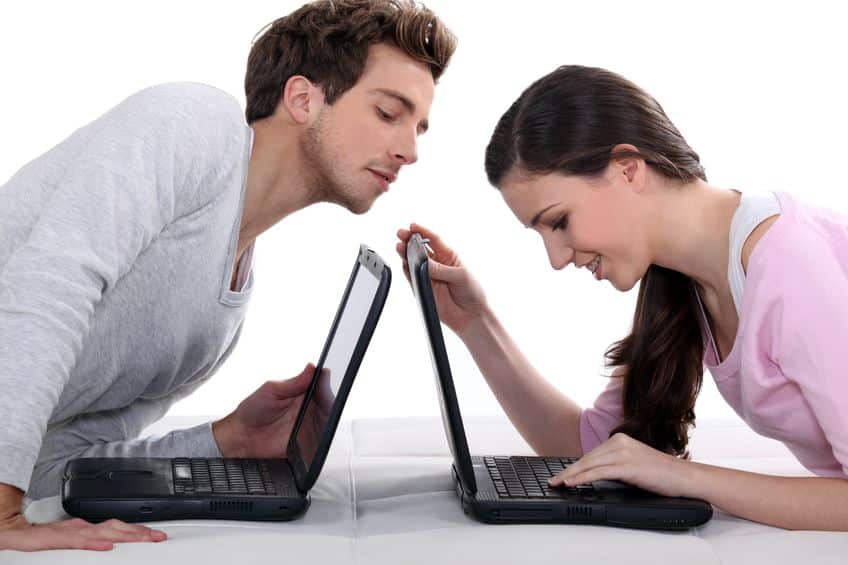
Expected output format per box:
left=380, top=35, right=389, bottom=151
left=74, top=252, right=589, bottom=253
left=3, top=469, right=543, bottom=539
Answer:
left=237, top=118, right=315, bottom=258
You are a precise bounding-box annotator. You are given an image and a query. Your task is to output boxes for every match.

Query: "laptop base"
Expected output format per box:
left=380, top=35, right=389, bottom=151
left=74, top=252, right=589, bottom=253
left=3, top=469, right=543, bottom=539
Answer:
left=62, top=457, right=309, bottom=522
left=456, top=462, right=712, bottom=530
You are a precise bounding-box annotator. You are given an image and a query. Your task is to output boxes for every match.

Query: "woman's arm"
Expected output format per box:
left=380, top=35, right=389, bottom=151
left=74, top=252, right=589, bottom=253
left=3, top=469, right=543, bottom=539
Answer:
left=550, top=432, right=848, bottom=531
left=459, top=306, right=583, bottom=457
left=686, top=462, right=848, bottom=531
left=397, top=225, right=590, bottom=457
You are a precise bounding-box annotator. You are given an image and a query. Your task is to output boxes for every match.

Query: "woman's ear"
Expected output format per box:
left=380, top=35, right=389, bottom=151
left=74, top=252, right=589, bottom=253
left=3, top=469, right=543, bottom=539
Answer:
left=610, top=143, right=647, bottom=193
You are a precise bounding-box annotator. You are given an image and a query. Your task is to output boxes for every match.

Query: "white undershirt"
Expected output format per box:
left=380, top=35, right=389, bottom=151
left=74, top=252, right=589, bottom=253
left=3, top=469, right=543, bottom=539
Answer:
left=695, top=190, right=781, bottom=363
left=727, top=190, right=781, bottom=315
left=232, top=127, right=256, bottom=292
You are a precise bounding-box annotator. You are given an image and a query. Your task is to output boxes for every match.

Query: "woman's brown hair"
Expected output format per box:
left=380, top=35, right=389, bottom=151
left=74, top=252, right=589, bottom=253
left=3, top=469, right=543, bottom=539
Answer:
left=485, top=65, right=707, bottom=457
left=244, top=0, right=456, bottom=124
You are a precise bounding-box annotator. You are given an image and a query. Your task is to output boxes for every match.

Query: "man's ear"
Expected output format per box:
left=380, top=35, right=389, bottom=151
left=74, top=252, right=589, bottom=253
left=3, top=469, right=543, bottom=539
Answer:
left=610, top=143, right=647, bottom=193
left=279, top=75, right=319, bottom=125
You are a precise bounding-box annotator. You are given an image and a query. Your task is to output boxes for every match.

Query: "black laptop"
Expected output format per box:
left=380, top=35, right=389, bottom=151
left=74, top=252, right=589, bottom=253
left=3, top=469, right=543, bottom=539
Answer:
left=62, top=244, right=391, bottom=522
left=405, top=233, right=713, bottom=529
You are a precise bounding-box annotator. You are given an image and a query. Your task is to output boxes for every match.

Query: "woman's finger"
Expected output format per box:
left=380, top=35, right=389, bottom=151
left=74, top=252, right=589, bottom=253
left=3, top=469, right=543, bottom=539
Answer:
left=557, top=464, right=621, bottom=487
left=427, top=259, right=466, bottom=285
left=549, top=447, right=619, bottom=486
left=408, top=223, right=459, bottom=265
left=395, top=241, right=407, bottom=260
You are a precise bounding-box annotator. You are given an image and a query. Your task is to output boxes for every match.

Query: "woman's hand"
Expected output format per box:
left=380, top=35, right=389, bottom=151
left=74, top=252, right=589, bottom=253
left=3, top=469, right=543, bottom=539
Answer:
left=548, top=433, right=690, bottom=498
left=396, top=223, right=488, bottom=337
left=0, top=513, right=167, bottom=552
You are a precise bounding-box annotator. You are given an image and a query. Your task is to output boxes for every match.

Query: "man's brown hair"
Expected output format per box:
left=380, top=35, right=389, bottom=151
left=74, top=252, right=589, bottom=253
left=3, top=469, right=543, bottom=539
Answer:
left=244, top=0, right=457, bottom=124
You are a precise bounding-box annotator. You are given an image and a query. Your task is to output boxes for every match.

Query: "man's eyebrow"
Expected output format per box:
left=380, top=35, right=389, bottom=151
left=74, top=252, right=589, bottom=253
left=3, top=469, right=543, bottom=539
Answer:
left=529, top=204, right=558, bottom=227
left=371, top=88, right=429, bottom=133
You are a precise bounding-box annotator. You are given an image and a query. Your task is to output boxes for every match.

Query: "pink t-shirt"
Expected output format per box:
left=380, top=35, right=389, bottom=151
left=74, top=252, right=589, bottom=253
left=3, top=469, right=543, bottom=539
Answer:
left=579, top=191, right=848, bottom=478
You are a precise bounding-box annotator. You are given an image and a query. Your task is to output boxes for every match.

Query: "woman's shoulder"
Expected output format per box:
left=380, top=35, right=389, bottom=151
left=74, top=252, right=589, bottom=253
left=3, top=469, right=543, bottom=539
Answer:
left=748, top=191, right=848, bottom=281
left=743, top=191, right=848, bottom=336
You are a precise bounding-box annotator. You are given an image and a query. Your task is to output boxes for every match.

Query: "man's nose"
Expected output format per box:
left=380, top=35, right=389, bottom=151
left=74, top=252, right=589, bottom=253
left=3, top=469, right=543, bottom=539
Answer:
left=392, top=129, right=418, bottom=166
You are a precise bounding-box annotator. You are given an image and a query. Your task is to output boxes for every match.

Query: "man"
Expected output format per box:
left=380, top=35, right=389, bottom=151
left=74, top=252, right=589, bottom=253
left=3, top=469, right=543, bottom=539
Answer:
left=0, top=0, right=455, bottom=551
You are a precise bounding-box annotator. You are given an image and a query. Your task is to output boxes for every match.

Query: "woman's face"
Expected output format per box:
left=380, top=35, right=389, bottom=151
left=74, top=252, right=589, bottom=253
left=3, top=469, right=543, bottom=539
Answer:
left=499, top=163, right=652, bottom=292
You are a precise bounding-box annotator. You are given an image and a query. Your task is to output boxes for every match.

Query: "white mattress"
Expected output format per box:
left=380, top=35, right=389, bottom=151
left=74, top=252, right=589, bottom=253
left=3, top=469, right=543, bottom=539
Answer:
left=11, top=416, right=848, bottom=563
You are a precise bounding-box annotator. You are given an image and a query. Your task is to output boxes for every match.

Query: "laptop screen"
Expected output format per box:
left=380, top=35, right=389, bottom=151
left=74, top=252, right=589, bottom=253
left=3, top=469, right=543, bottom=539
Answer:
left=289, top=249, right=387, bottom=490
left=406, top=234, right=478, bottom=495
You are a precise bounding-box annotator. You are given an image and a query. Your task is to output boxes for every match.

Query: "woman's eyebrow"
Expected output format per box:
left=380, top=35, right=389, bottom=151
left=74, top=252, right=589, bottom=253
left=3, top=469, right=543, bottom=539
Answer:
left=529, top=204, right=558, bottom=227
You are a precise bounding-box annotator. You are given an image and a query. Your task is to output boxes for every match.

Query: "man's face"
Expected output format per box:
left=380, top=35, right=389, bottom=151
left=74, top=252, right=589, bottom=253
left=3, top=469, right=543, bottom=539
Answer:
left=303, top=42, right=435, bottom=214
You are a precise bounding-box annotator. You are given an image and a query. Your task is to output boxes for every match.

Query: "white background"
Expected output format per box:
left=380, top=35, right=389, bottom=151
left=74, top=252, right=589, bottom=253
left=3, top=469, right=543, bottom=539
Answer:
left=2, top=1, right=846, bottom=427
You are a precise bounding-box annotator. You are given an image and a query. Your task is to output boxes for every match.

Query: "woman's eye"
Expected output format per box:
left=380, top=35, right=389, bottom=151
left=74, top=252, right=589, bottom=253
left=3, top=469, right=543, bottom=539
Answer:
left=552, top=215, right=568, bottom=231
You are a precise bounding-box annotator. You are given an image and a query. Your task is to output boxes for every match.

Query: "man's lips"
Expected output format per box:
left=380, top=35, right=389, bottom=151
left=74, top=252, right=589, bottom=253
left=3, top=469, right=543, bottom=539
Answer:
left=367, top=168, right=397, bottom=184
left=367, top=168, right=398, bottom=192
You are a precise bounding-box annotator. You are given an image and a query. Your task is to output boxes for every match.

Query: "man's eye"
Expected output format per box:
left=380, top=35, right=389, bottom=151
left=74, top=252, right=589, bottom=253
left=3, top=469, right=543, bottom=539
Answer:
left=376, top=107, right=395, bottom=122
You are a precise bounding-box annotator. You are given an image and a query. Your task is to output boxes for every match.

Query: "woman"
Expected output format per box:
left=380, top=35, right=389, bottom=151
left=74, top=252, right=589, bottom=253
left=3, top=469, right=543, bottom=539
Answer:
left=396, top=65, right=848, bottom=531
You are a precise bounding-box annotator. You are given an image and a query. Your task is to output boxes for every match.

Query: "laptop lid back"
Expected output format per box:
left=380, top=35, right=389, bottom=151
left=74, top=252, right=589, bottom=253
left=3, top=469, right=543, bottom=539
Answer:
left=287, top=245, right=391, bottom=492
left=406, top=234, right=477, bottom=495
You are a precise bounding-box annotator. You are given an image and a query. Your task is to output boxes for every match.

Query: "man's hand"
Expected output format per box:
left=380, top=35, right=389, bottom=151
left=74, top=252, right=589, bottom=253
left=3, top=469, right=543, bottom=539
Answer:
left=1, top=482, right=167, bottom=551
left=213, top=363, right=314, bottom=458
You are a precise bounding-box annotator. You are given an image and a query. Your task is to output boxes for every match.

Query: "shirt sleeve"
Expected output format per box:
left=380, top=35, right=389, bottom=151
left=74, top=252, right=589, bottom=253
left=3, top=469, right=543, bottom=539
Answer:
left=27, top=401, right=221, bottom=500
left=578, top=376, right=624, bottom=454
left=25, top=332, right=244, bottom=499
left=0, top=83, right=245, bottom=493
left=771, top=230, right=848, bottom=476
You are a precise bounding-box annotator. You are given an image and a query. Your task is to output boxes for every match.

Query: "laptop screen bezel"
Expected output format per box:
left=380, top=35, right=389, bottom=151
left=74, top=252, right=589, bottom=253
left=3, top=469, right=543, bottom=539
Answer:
left=286, top=244, right=391, bottom=493
left=406, top=234, right=478, bottom=495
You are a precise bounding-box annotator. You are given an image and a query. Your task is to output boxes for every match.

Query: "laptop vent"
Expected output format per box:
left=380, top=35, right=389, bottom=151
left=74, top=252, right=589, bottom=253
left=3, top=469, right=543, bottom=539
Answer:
left=209, top=500, right=254, bottom=513
left=566, top=506, right=593, bottom=520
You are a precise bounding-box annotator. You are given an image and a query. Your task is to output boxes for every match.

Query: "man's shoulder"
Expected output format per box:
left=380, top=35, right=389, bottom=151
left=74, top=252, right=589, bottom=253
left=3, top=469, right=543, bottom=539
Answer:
left=96, top=83, right=249, bottom=209
left=119, top=82, right=245, bottom=125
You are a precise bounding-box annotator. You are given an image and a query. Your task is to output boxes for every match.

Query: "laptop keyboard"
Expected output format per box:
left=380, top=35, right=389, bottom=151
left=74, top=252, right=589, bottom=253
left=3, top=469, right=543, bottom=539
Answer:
left=171, top=458, right=276, bottom=495
left=484, top=456, right=594, bottom=498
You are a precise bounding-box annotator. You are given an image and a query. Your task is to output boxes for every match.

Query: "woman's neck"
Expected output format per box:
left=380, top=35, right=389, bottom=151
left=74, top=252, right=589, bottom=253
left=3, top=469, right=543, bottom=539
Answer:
left=649, top=180, right=741, bottom=305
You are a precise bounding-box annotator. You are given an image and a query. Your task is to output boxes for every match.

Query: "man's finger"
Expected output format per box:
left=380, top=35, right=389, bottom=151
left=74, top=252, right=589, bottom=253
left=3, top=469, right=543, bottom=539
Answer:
left=66, top=532, right=114, bottom=551
left=267, top=365, right=314, bottom=397
left=98, top=519, right=168, bottom=540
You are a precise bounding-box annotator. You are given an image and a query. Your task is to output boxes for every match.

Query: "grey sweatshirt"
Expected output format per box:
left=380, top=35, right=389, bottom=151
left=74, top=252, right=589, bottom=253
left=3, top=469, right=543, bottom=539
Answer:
left=0, top=82, right=255, bottom=500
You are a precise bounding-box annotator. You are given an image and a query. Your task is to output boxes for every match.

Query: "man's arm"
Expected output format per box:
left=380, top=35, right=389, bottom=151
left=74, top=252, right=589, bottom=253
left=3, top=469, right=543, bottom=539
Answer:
left=0, top=84, right=247, bottom=495
left=26, top=366, right=314, bottom=500
left=26, top=394, right=221, bottom=500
